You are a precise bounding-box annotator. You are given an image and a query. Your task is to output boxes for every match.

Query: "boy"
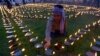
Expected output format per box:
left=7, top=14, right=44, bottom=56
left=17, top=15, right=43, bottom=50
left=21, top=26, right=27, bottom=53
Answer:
left=44, top=5, right=67, bottom=48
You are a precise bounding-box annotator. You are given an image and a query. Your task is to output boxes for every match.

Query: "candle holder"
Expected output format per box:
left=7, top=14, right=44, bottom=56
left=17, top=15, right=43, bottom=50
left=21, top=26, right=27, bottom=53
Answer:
left=11, top=49, right=22, bottom=56
left=45, top=48, right=53, bottom=56
left=7, top=35, right=17, bottom=39
left=14, top=49, right=22, bottom=56
left=6, top=27, right=13, bottom=31
left=34, top=43, right=43, bottom=49
left=64, top=40, right=71, bottom=46
left=30, top=37, right=38, bottom=44
left=25, top=32, right=32, bottom=37
left=34, top=43, right=43, bottom=56
left=4, top=25, right=12, bottom=28
left=22, top=29, right=29, bottom=33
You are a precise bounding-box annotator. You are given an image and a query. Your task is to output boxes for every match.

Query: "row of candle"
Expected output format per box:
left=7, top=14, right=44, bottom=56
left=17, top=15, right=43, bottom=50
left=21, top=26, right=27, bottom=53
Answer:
left=2, top=17, right=25, bottom=56
left=1, top=6, right=27, bottom=56
left=13, top=16, right=45, bottom=56
left=85, top=36, right=100, bottom=56
left=64, top=19, right=100, bottom=46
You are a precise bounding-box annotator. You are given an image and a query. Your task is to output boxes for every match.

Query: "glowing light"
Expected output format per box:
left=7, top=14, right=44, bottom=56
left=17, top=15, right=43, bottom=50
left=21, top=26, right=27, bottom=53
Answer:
left=69, top=35, right=72, bottom=38
left=8, top=40, right=12, bottom=43
left=78, top=54, right=81, bottom=56
left=16, top=38, right=19, bottom=41
left=95, top=52, right=97, bottom=56
left=61, top=46, right=65, bottom=49
left=21, top=48, right=25, bottom=52
left=53, top=51, right=55, bottom=55
left=85, top=25, right=88, bottom=28
left=84, top=32, right=87, bottom=34
left=30, top=36, right=38, bottom=42
left=18, top=42, right=22, bottom=46
left=98, top=20, right=100, bottom=23
left=64, top=39, right=67, bottom=42
left=75, top=32, right=77, bottom=35
left=81, top=35, right=83, bottom=38
left=10, top=51, right=14, bottom=55
left=15, top=35, right=17, bottom=37
left=88, top=29, right=90, bottom=31
left=90, top=42, right=93, bottom=47
left=78, top=29, right=80, bottom=33
left=29, top=29, right=31, bottom=32
left=93, top=22, right=96, bottom=26
left=93, top=38, right=96, bottom=42
left=71, top=42, right=74, bottom=45
left=9, top=45, right=13, bottom=49
left=77, top=38, right=79, bottom=40
left=88, top=24, right=91, bottom=27
left=98, top=36, right=100, bottom=39
left=32, top=32, right=34, bottom=34
left=54, top=43, right=58, bottom=46
left=45, top=48, right=47, bottom=51
left=24, top=55, right=28, bottom=56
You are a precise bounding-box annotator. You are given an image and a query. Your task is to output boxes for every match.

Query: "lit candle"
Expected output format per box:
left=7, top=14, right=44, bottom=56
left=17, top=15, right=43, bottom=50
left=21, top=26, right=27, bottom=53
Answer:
left=18, top=42, right=22, bottom=46
left=9, top=45, right=13, bottom=49
left=88, top=29, right=90, bottom=32
left=93, top=22, right=96, bottom=26
left=78, top=29, right=80, bottom=33
left=75, top=32, right=77, bottom=35
left=53, top=51, right=55, bottom=55
left=84, top=32, right=87, bottom=34
left=54, top=42, right=62, bottom=50
left=24, top=55, right=28, bottom=56
left=78, top=54, right=81, bottom=56
left=98, top=36, right=100, bottom=39
left=8, top=40, right=12, bottom=43
left=77, top=37, right=79, bottom=40
left=16, top=38, right=19, bottom=41
left=98, top=20, right=100, bottom=23
left=64, top=39, right=67, bottom=42
left=21, top=48, right=25, bottom=52
left=88, top=24, right=91, bottom=27
left=81, top=35, right=83, bottom=38
left=10, top=51, right=14, bottom=55
left=93, top=38, right=96, bottom=42
left=61, top=46, right=65, bottom=49
left=90, top=42, right=93, bottom=47
left=85, top=25, right=88, bottom=28
left=69, top=35, right=72, bottom=39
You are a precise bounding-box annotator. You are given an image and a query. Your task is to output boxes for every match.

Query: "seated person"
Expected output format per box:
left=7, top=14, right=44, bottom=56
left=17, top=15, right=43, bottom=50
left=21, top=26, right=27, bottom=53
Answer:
left=44, top=5, right=67, bottom=48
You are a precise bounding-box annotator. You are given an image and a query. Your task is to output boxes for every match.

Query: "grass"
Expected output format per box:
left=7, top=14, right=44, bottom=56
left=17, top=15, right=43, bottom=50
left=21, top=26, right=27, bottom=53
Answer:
left=0, top=9, right=10, bottom=56
left=0, top=5, right=100, bottom=56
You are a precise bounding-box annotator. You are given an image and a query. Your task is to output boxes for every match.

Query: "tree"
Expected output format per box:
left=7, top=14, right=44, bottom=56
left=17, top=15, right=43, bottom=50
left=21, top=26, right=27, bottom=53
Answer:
left=96, top=0, right=100, bottom=7
left=22, top=0, right=26, bottom=4
left=4, top=0, right=12, bottom=9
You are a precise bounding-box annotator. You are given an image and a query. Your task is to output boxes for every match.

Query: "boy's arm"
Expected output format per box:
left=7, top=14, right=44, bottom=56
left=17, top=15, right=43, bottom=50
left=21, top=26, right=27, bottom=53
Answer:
left=45, top=19, right=52, bottom=42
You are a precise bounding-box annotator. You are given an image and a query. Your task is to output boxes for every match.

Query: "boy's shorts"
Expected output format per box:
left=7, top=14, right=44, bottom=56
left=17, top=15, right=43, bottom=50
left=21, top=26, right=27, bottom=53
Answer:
left=50, top=30, right=67, bottom=39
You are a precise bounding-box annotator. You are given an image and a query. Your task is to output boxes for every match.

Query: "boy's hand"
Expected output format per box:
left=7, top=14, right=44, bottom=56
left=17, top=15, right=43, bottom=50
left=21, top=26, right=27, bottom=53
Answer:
left=44, top=37, right=51, bottom=48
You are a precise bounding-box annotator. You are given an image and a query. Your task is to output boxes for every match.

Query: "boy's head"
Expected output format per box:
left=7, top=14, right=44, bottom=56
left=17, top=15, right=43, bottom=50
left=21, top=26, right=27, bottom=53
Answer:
left=52, top=5, right=64, bottom=20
